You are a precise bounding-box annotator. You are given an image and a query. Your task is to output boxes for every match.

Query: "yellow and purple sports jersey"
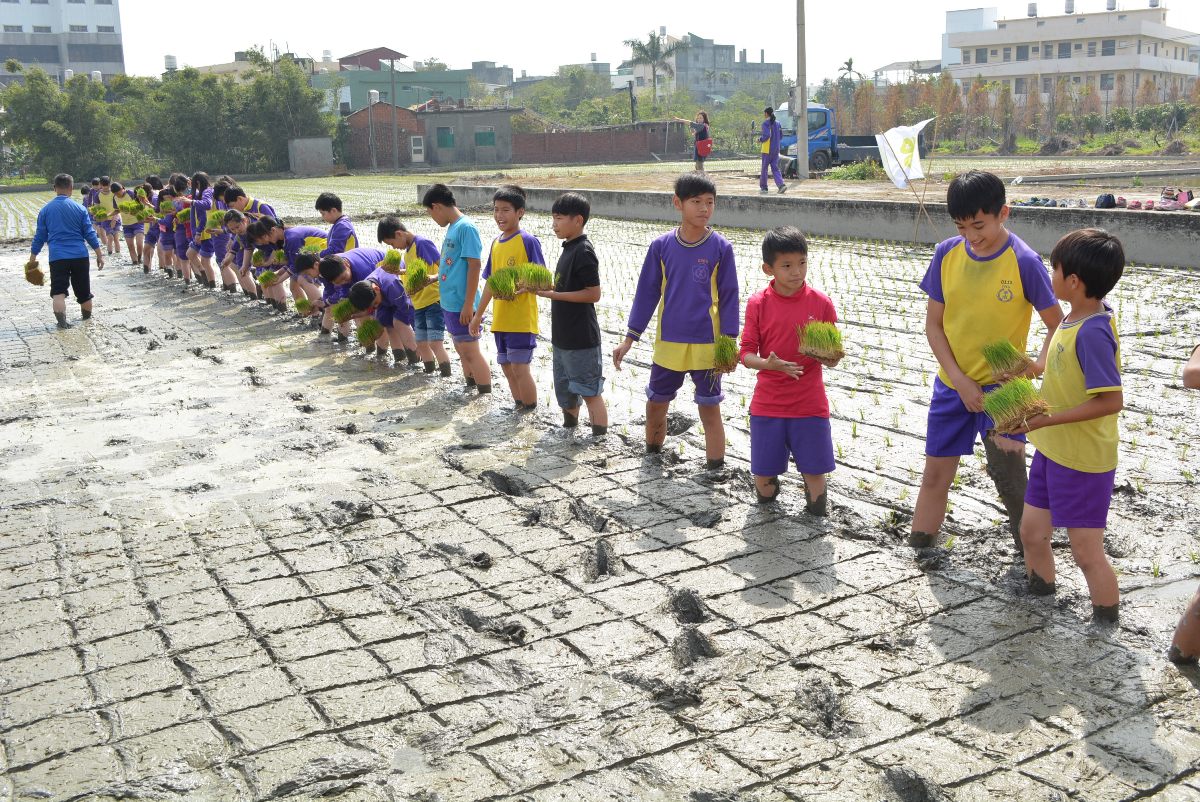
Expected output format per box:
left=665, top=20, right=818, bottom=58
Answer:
left=324, top=247, right=384, bottom=304
left=282, top=226, right=328, bottom=277
left=483, top=230, right=545, bottom=333
left=191, top=188, right=214, bottom=240
left=244, top=198, right=276, bottom=222
left=919, top=232, right=1057, bottom=389
left=1029, top=307, right=1121, bottom=473
left=626, top=228, right=740, bottom=372
left=115, top=194, right=140, bottom=226
left=320, top=215, right=358, bottom=258
left=404, top=235, right=442, bottom=310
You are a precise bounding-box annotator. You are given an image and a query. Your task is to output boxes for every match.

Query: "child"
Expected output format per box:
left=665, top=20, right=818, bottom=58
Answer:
left=1171, top=345, right=1200, bottom=663
left=612, top=172, right=739, bottom=468
left=95, top=176, right=120, bottom=256
left=186, top=172, right=218, bottom=289
left=316, top=192, right=358, bottom=257
left=910, top=170, right=1063, bottom=553
left=470, top=185, right=545, bottom=409
left=210, top=175, right=236, bottom=291
left=223, top=186, right=277, bottom=225
left=739, top=226, right=839, bottom=515
left=156, top=186, right=177, bottom=278
left=376, top=215, right=451, bottom=376
left=139, top=179, right=161, bottom=274
left=422, top=183, right=491, bottom=395
left=170, top=175, right=194, bottom=286
left=247, top=219, right=327, bottom=312
left=1013, top=229, right=1124, bottom=623
left=345, top=254, right=421, bottom=365
left=537, top=192, right=608, bottom=436
left=112, top=183, right=144, bottom=265
left=315, top=251, right=378, bottom=342
left=221, top=209, right=261, bottom=298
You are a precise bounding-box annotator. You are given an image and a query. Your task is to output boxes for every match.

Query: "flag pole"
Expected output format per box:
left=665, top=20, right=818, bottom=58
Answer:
left=916, top=116, right=941, bottom=238
left=880, top=135, right=936, bottom=234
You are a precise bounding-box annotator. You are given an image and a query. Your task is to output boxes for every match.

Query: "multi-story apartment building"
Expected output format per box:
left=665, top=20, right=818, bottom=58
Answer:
left=946, top=1, right=1199, bottom=110
left=0, top=0, right=125, bottom=86
left=622, top=28, right=783, bottom=103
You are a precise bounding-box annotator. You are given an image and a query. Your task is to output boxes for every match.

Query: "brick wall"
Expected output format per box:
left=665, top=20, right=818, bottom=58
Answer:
left=345, top=105, right=424, bottom=169
left=512, top=124, right=690, bottom=164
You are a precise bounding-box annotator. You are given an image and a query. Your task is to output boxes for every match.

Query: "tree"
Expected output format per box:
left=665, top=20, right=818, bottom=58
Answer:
left=622, top=31, right=689, bottom=108
left=852, top=82, right=876, bottom=135
left=1135, top=76, right=1159, bottom=110
left=5, top=58, right=22, bottom=75
left=416, top=57, right=448, bottom=72
left=1115, top=74, right=1130, bottom=111
left=1022, top=80, right=1044, bottom=137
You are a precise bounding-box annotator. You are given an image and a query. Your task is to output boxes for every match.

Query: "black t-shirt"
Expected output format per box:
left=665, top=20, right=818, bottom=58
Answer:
left=551, top=234, right=601, bottom=350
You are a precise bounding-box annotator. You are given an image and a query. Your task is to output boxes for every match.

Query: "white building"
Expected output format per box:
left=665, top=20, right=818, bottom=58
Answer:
left=946, top=1, right=1200, bottom=109
left=0, top=0, right=125, bottom=86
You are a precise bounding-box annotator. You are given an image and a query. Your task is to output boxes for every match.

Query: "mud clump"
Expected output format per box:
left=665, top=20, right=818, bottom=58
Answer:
left=457, top=607, right=527, bottom=644
left=289, top=392, right=305, bottom=401
left=337, top=422, right=360, bottom=435
left=571, top=498, right=610, bottom=533
left=615, top=670, right=702, bottom=710
left=127, top=325, right=150, bottom=335
left=583, top=538, right=620, bottom=582
left=330, top=500, right=373, bottom=523
left=687, top=509, right=722, bottom=529
left=665, top=411, right=695, bottom=436
left=297, top=404, right=317, bottom=414
left=147, top=341, right=161, bottom=351
left=481, top=470, right=530, bottom=497
left=182, top=482, right=215, bottom=494
left=187, top=347, right=223, bottom=364
left=914, top=547, right=947, bottom=572
left=794, top=675, right=848, bottom=737
left=668, top=588, right=709, bottom=624
left=468, top=552, right=493, bottom=570
left=671, top=625, right=720, bottom=668
left=368, top=437, right=389, bottom=453
left=884, top=767, right=951, bottom=802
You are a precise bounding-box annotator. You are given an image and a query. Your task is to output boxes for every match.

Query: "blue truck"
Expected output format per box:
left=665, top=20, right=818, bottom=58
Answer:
left=775, top=102, right=927, bottom=176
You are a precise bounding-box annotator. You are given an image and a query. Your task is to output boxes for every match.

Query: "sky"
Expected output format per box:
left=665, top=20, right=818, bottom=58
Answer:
left=119, top=0, right=1200, bottom=84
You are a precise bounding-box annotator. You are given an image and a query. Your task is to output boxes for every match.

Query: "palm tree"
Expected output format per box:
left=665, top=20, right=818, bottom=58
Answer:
left=838, top=58, right=865, bottom=84
left=623, top=31, right=689, bottom=108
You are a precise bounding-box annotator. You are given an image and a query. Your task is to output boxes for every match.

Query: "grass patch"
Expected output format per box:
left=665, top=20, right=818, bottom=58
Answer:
left=822, top=160, right=887, bottom=181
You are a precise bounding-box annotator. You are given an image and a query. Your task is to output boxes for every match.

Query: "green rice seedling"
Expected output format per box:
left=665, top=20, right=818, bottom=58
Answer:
left=404, top=258, right=431, bottom=296
left=158, top=200, right=175, bottom=215
left=798, top=321, right=844, bottom=361
left=982, top=378, right=1049, bottom=434
left=356, top=318, right=384, bottom=347
left=272, top=250, right=288, bottom=265
left=256, top=270, right=278, bottom=286
left=381, top=249, right=403, bottom=275
left=135, top=187, right=147, bottom=201
left=981, top=339, right=1033, bottom=382
left=294, top=298, right=313, bottom=316
left=205, top=209, right=226, bottom=229
left=516, top=263, right=554, bottom=292
left=300, top=243, right=322, bottom=256
left=251, top=250, right=267, bottom=267
left=90, top=205, right=109, bottom=220
left=712, top=334, right=739, bottom=374
left=486, top=267, right=519, bottom=301
left=331, top=299, right=355, bottom=324
left=118, top=201, right=142, bottom=216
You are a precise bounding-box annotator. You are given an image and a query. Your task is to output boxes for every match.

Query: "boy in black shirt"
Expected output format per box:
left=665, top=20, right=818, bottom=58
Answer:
left=537, top=193, right=609, bottom=436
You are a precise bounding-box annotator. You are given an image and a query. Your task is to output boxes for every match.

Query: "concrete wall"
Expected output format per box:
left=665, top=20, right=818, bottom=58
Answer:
left=287, top=138, right=334, bottom=175
left=418, top=110, right=514, bottom=166
left=512, top=124, right=690, bottom=164
left=417, top=184, right=1199, bottom=269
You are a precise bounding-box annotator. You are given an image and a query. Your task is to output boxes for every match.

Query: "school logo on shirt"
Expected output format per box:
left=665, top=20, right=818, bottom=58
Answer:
left=996, top=280, right=1014, bottom=303
left=692, top=259, right=711, bottom=284
left=506, top=256, right=517, bottom=267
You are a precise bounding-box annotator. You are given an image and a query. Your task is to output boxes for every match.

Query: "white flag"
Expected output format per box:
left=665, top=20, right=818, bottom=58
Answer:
left=876, top=118, right=935, bottom=189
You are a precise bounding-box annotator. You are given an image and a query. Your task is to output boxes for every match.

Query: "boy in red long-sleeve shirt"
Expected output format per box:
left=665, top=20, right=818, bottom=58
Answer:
left=739, top=226, right=841, bottom=515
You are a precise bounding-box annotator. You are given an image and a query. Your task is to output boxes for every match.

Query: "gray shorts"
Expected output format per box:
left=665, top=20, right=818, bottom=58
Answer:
left=552, top=345, right=604, bottom=409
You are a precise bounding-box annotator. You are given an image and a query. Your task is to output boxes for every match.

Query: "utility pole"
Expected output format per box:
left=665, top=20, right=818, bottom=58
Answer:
left=794, top=0, right=809, bottom=181
left=627, top=80, right=637, bottom=123
left=389, top=58, right=399, bottom=171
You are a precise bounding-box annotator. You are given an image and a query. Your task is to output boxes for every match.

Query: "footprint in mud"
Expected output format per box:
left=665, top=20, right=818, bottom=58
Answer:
left=147, top=341, right=161, bottom=351
left=687, top=509, right=722, bottom=529
left=481, top=470, right=530, bottom=497
left=249, top=375, right=267, bottom=387
left=671, top=626, right=720, bottom=668
left=336, top=423, right=360, bottom=435
left=467, top=552, right=493, bottom=570
left=583, top=538, right=620, bottom=582
left=297, top=404, right=317, bottom=414
left=367, top=437, right=389, bottom=453
left=457, top=607, right=527, bottom=643
left=884, top=767, right=951, bottom=802
left=126, top=325, right=149, bottom=335
left=571, top=499, right=610, bottom=534
left=792, top=672, right=849, bottom=737
left=668, top=588, right=709, bottom=624
left=615, top=670, right=702, bottom=710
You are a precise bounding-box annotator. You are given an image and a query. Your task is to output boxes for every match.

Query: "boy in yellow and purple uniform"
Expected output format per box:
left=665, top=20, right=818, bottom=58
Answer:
left=316, top=192, right=358, bottom=257
left=470, top=186, right=545, bottom=409
left=377, top=215, right=452, bottom=376
left=1012, top=229, right=1124, bottom=623
left=95, top=176, right=120, bottom=256
left=910, top=170, right=1063, bottom=554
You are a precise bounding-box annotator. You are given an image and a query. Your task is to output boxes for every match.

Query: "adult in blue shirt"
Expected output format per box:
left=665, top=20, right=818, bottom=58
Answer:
left=32, top=173, right=105, bottom=328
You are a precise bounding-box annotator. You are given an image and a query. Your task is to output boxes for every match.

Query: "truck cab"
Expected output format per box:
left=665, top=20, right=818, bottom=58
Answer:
left=777, top=103, right=840, bottom=172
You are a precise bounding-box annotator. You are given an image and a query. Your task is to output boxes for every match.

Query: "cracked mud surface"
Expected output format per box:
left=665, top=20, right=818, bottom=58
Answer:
left=1, top=212, right=1198, bottom=802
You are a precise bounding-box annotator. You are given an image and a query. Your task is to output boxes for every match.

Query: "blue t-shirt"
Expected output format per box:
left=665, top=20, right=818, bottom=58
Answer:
left=437, top=215, right=484, bottom=313
left=32, top=195, right=101, bottom=260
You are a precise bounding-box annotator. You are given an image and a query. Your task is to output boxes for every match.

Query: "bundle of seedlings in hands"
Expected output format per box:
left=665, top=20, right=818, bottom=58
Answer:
left=712, top=334, right=739, bottom=374
left=90, top=205, right=109, bottom=221
left=294, top=298, right=314, bottom=316
left=158, top=200, right=175, bottom=215
left=982, top=339, right=1034, bottom=383
left=251, top=250, right=268, bottom=268
left=403, top=257, right=431, bottom=296
left=118, top=201, right=142, bottom=217
left=515, top=263, right=554, bottom=292
left=135, top=188, right=148, bottom=201
left=485, top=267, right=519, bottom=300
left=380, top=249, right=403, bottom=275
left=272, top=250, right=288, bottom=266
left=24, top=256, right=44, bottom=286
left=205, top=209, right=226, bottom=230
left=797, top=321, right=845, bottom=361
left=255, top=269, right=278, bottom=286
left=300, top=243, right=322, bottom=256
left=983, top=377, right=1049, bottom=434
left=355, top=318, right=384, bottom=347
left=330, top=298, right=356, bottom=324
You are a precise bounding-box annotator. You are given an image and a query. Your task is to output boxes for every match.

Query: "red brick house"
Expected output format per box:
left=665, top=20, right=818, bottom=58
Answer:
left=345, top=102, right=426, bottom=169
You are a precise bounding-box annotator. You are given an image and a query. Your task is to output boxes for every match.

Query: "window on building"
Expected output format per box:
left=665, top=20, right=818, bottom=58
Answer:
left=69, top=24, right=87, bottom=31
left=3, top=25, right=22, bottom=32
left=1077, top=17, right=1085, bottom=23
left=1015, top=77, right=1027, bottom=95
left=33, top=25, right=50, bottom=32
left=1043, top=76, right=1053, bottom=93
left=96, top=0, right=113, bottom=3
left=67, top=0, right=84, bottom=3
left=474, top=126, right=496, bottom=147
left=31, top=0, right=47, bottom=4
left=1032, top=46, right=1040, bottom=54
left=1058, top=42, right=1071, bottom=59
left=1072, top=75, right=1081, bottom=84
left=97, top=25, right=114, bottom=32
left=436, top=127, right=454, bottom=148
left=1017, top=45, right=1029, bottom=61
left=962, top=50, right=971, bottom=65
left=1088, top=42, right=1096, bottom=57
left=1153, top=43, right=1158, bottom=57
left=0, top=0, right=18, bottom=5
left=1074, top=43, right=1082, bottom=50
left=1043, top=42, right=1054, bottom=58
left=990, top=49, right=998, bottom=56
left=1102, top=39, right=1115, bottom=56
left=975, top=48, right=988, bottom=64
left=1003, top=47, right=1011, bottom=62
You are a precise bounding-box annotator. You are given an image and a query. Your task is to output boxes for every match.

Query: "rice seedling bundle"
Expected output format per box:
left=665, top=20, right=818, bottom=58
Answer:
left=205, top=209, right=226, bottom=229
left=300, top=243, right=322, bottom=256
left=251, top=250, right=267, bottom=267
left=515, top=263, right=554, bottom=292
left=91, top=205, right=109, bottom=221
left=798, top=321, right=845, bottom=361
left=158, top=200, right=175, bottom=215
left=135, top=188, right=147, bottom=201
left=24, top=257, right=44, bottom=286
left=981, top=340, right=1034, bottom=383
left=381, top=249, right=403, bottom=275
left=331, top=298, right=355, bottom=324
left=256, top=269, right=278, bottom=286
left=712, top=334, right=739, bottom=374
left=118, top=201, right=142, bottom=216
left=294, top=298, right=313, bottom=316
left=403, top=257, right=431, bottom=295
left=272, top=250, right=288, bottom=265
left=983, top=378, right=1049, bottom=434
left=356, top=318, right=384, bottom=346
left=486, top=267, right=519, bottom=301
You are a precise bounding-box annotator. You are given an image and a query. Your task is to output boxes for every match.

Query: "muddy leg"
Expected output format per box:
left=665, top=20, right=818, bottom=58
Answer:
left=1067, top=527, right=1119, bottom=619
left=1020, top=504, right=1056, bottom=594
left=910, top=455, right=959, bottom=547
left=645, top=400, right=669, bottom=452
left=803, top=473, right=828, bottom=517
left=754, top=475, right=780, bottom=504
left=698, top=403, right=725, bottom=464
left=1169, top=586, right=1200, bottom=664
left=985, top=433, right=1028, bottom=554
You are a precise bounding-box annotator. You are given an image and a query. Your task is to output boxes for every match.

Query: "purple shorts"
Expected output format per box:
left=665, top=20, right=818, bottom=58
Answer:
left=190, top=238, right=215, bottom=259
left=750, top=415, right=836, bottom=477
left=646, top=363, right=723, bottom=406
left=925, top=376, right=1025, bottom=458
left=212, top=233, right=230, bottom=262
left=144, top=225, right=159, bottom=246
left=377, top=301, right=415, bottom=330
left=159, top=231, right=174, bottom=253
left=1025, top=451, right=1115, bottom=529
left=494, top=332, right=536, bottom=365
left=174, top=229, right=189, bottom=256
left=122, top=222, right=144, bottom=238
left=443, top=309, right=480, bottom=343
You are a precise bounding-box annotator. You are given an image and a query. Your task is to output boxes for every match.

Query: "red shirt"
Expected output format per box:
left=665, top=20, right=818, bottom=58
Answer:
left=738, top=280, right=838, bottom=418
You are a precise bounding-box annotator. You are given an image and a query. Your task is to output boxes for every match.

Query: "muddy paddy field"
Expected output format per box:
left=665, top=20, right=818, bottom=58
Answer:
left=1, top=203, right=1199, bottom=801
